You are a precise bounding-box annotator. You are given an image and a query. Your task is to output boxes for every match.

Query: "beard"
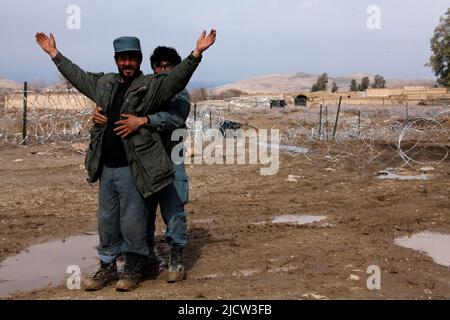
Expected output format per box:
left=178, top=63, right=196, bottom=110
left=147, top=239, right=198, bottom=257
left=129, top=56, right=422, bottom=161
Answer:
left=118, top=65, right=140, bottom=80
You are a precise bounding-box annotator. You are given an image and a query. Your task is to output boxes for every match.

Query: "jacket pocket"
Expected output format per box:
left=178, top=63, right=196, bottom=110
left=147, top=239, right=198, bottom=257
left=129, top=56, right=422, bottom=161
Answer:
left=85, top=125, right=104, bottom=182
left=125, top=87, right=148, bottom=114
left=131, top=129, right=174, bottom=185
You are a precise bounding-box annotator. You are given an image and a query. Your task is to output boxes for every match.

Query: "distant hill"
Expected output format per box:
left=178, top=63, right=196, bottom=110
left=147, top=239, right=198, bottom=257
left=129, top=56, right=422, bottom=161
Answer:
left=187, top=80, right=231, bottom=90
left=0, top=76, right=22, bottom=91
left=211, top=72, right=436, bottom=94
left=43, top=81, right=73, bottom=91
left=42, top=80, right=231, bottom=91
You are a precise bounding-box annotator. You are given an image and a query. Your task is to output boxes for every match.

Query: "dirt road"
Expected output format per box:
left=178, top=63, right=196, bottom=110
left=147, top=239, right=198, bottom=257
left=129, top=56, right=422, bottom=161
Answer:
left=0, top=140, right=449, bottom=300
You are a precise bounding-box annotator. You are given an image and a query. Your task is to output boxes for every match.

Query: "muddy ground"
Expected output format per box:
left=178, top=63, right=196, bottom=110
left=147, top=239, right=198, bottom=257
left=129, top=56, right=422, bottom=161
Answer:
left=0, top=134, right=449, bottom=300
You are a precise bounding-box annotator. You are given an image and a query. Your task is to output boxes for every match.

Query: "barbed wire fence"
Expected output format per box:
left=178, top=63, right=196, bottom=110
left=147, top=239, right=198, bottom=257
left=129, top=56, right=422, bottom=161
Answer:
left=0, top=86, right=229, bottom=146
left=0, top=86, right=94, bottom=145
left=275, top=103, right=450, bottom=168
left=186, top=102, right=228, bottom=135
left=1, top=86, right=449, bottom=168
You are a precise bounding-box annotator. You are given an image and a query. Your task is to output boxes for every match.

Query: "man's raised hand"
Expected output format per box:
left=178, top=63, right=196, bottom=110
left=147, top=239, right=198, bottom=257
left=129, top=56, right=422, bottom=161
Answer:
left=35, top=32, right=59, bottom=58
left=193, top=29, right=217, bottom=58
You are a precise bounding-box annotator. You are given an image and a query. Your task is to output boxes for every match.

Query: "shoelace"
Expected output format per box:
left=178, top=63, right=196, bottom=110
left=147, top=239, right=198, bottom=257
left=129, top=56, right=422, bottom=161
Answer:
left=93, top=265, right=114, bottom=279
left=121, top=259, right=144, bottom=279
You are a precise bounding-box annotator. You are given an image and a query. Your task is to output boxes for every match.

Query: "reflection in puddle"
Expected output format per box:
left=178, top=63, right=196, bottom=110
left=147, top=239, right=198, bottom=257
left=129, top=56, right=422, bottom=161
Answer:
left=272, top=215, right=327, bottom=225
left=395, top=232, right=450, bottom=267
left=0, top=235, right=98, bottom=298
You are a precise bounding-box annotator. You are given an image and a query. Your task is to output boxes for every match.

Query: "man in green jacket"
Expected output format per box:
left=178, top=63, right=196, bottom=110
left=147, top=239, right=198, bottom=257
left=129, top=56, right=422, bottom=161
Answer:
left=93, top=46, right=192, bottom=283
left=35, top=30, right=216, bottom=291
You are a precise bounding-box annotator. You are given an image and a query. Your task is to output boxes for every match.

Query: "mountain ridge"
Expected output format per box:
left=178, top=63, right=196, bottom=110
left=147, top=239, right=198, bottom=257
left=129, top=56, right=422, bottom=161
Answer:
left=211, top=72, right=436, bottom=94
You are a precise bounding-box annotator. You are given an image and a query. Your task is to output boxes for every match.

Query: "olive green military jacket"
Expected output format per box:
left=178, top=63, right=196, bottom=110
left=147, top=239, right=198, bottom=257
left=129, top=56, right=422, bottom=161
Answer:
left=52, top=52, right=201, bottom=198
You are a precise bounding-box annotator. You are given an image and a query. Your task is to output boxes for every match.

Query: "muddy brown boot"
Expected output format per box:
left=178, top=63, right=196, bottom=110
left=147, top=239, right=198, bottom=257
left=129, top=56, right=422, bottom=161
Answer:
left=167, top=246, right=186, bottom=283
left=142, top=250, right=160, bottom=278
left=115, top=253, right=146, bottom=292
left=82, top=261, right=118, bottom=291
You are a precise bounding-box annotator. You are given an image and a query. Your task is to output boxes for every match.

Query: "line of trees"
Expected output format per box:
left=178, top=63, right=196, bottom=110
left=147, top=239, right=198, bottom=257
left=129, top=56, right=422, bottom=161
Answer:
left=349, top=75, right=386, bottom=92
left=311, top=73, right=386, bottom=93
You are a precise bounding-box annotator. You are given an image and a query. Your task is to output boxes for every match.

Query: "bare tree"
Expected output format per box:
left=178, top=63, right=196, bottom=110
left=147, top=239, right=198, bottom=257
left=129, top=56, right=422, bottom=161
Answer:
left=190, top=87, right=208, bottom=102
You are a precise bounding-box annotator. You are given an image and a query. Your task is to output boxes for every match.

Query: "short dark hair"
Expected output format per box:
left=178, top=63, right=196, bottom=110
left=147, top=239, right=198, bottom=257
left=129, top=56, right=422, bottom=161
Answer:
left=114, top=51, right=143, bottom=62
left=150, top=46, right=182, bottom=71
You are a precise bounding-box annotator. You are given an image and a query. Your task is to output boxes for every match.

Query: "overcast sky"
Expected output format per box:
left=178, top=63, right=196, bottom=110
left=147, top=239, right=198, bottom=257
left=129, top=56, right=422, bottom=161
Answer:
left=0, top=0, right=449, bottom=84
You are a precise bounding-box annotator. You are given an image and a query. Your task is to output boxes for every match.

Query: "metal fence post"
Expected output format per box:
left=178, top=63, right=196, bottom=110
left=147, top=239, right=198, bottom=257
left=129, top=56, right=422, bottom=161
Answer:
left=358, top=110, right=361, bottom=138
left=318, top=104, right=323, bottom=140
left=332, top=96, right=342, bottom=140
left=405, top=101, right=409, bottom=120
left=209, top=109, right=212, bottom=129
left=22, top=81, right=28, bottom=145
left=194, top=103, right=197, bottom=122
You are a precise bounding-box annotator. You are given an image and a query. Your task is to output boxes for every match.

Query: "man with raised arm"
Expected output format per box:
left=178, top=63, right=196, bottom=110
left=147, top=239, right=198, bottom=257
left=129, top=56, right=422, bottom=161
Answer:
left=93, top=46, right=193, bottom=283
left=35, top=30, right=216, bottom=292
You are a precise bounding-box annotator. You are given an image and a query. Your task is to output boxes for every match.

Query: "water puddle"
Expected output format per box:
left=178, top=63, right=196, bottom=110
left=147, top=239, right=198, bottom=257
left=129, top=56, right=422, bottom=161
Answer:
left=259, top=143, right=309, bottom=155
left=254, top=215, right=327, bottom=226
left=191, top=218, right=215, bottom=225
left=195, top=273, right=223, bottom=280
left=0, top=235, right=98, bottom=298
left=377, top=168, right=432, bottom=181
left=267, top=265, right=299, bottom=273
left=272, top=215, right=327, bottom=225
left=286, top=175, right=301, bottom=182
left=394, top=231, right=450, bottom=267
left=278, top=145, right=310, bottom=154
left=319, top=223, right=336, bottom=228
left=232, top=269, right=259, bottom=277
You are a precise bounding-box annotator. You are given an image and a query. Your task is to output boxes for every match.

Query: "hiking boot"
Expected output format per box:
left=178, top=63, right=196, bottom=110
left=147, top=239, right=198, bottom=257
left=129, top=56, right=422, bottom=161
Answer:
left=167, top=246, right=186, bottom=283
left=142, top=252, right=160, bottom=278
left=115, top=253, right=146, bottom=292
left=82, top=261, right=118, bottom=291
